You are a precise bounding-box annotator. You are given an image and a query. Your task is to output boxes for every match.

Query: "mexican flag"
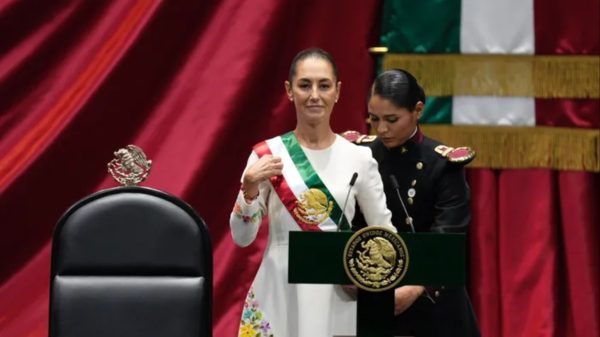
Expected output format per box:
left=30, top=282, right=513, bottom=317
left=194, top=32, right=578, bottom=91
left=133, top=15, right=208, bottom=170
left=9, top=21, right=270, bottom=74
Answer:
left=379, top=0, right=599, bottom=172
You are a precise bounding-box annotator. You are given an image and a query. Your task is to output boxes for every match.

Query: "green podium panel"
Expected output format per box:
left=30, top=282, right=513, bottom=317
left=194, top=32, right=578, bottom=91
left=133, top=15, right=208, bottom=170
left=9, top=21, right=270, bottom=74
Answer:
left=288, top=230, right=466, bottom=337
left=289, top=231, right=465, bottom=285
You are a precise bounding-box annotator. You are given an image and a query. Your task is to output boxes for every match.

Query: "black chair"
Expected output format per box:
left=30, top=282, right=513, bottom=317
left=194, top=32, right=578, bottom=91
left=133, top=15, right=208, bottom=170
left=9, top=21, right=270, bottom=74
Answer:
left=49, top=186, right=212, bottom=337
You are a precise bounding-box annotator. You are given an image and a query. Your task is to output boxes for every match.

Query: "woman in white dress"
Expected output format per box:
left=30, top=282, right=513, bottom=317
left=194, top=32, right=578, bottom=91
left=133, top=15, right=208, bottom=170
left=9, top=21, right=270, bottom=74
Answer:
left=230, top=48, right=395, bottom=337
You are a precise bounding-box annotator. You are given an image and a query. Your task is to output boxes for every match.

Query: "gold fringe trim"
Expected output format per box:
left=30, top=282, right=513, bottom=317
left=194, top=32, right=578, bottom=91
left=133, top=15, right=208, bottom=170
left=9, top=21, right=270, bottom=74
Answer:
left=419, top=125, right=600, bottom=172
left=383, top=54, right=600, bottom=98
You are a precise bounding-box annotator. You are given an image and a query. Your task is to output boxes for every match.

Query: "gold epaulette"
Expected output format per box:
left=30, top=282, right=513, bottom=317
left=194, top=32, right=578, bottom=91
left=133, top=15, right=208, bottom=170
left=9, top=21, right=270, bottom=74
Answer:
left=434, top=145, right=476, bottom=165
left=341, top=130, right=377, bottom=144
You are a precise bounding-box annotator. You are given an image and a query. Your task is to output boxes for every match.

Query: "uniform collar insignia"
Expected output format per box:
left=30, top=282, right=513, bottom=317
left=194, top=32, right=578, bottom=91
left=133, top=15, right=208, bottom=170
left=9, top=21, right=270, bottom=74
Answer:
left=434, top=145, right=476, bottom=165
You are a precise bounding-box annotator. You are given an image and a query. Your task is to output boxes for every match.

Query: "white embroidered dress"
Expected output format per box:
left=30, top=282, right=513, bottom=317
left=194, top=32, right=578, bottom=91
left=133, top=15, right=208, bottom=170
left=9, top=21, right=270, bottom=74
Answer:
left=231, top=135, right=393, bottom=337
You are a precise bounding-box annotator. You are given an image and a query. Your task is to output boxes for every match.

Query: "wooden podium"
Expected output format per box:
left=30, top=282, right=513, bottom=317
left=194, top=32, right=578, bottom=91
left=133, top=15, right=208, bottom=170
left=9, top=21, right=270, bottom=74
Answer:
left=289, top=230, right=465, bottom=337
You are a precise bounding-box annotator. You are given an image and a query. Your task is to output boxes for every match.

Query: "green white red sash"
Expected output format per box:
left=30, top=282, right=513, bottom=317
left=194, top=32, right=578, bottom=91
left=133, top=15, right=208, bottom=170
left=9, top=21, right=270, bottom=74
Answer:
left=253, top=132, right=348, bottom=231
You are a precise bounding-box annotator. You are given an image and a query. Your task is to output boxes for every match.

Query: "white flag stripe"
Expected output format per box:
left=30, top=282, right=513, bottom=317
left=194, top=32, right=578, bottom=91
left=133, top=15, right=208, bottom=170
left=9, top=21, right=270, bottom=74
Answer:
left=452, top=96, right=535, bottom=126
left=456, top=0, right=536, bottom=125
left=460, top=0, right=535, bottom=54
left=266, top=137, right=307, bottom=198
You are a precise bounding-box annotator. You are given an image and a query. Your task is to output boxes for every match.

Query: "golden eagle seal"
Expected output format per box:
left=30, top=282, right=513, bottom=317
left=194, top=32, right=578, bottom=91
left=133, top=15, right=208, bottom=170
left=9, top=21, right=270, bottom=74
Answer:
left=293, top=188, right=334, bottom=225
left=343, top=227, right=409, bottom=292
left=107, top=145, right=152, bottom=186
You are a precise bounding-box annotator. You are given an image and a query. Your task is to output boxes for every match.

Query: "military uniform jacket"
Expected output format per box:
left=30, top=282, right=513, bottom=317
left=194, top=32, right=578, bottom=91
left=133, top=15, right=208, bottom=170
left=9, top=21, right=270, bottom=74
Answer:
left=352, top=128, right=481, bottom=337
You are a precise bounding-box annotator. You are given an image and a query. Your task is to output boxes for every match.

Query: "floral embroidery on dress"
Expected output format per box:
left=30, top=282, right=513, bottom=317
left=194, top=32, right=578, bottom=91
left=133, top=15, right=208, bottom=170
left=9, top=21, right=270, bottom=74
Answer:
left=233, top=201, right=260, bottom=224
left=239, top=288, right=273, bottom=337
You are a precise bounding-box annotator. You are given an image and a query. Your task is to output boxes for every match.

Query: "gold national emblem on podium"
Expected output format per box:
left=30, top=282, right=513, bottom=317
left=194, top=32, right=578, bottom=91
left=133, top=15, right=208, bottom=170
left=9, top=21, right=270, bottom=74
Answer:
left=343, top=227, right=409, bottom=292
left=107, top=145, right=152, bottom=186
left=293, top=188, right=334, bottom=225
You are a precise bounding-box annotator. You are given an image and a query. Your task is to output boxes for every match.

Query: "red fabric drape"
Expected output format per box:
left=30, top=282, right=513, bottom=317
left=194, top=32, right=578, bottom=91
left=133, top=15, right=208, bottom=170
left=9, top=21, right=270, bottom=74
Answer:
left=0, top=1, right=382, bottom=336
left=483, top=2, right=600, bottom=335
left=533, top=0, right=600, bottom=129
left=468, top=169, right=600, bottom=337
left=534, top=0, right=599, bottom=55
left=535, top=99, right=600, bottom=129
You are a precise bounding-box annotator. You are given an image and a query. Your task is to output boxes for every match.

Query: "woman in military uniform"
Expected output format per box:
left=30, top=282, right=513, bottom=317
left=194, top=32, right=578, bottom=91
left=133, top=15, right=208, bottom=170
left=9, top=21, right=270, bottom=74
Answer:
left=351, top=69, right=480, bottom=336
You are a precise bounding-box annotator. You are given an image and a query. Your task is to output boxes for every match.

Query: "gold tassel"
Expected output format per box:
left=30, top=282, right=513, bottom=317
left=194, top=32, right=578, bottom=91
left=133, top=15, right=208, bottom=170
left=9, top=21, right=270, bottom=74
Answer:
left=419, top=125, right=600, bottom=172
left=383, top=54, right=600, bottom=98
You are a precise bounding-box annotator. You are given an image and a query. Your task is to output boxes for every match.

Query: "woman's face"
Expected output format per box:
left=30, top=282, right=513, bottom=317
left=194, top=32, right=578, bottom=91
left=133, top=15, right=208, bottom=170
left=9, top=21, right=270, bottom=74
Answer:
left=285, top=57, right=341, bottom=125
left=368, top=94, right=423, bottom=148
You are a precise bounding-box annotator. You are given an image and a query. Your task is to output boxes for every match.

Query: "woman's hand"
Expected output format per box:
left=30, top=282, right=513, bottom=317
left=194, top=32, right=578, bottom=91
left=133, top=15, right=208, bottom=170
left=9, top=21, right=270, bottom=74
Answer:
left=394, top=285, right=425, bottom=315
left=242, top=155, right=283, bottom=198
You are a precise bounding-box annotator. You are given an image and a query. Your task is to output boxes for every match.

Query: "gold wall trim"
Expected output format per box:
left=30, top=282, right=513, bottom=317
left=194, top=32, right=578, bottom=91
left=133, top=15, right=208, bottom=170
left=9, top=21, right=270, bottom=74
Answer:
left=383, top=54, right=600, bottom=98
left=420, top=125, right=600, bottom=172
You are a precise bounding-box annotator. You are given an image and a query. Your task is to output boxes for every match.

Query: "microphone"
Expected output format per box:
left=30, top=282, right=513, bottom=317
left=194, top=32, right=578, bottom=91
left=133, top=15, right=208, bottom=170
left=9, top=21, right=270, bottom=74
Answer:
left=389, top=175, right=415, bottom=233
left=337, top=172, right=358, bottom=231
left=390, top=174, right=436, bottom=303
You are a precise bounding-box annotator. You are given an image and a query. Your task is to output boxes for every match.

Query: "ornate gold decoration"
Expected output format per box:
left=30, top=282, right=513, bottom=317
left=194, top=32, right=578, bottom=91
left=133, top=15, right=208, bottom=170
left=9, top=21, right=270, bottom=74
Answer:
left=434, top=145, right=476, bottom=164
left=344, top=227, right=409, bottom=292
left=107, top=145, right=152, bottom=186
left=368, top=46, right=389, bottom=54
left=383, top=54, right=599, bottom=98
left=293, top=188, right=333, bottom=225
left=340, top=130, right=378, bottom=145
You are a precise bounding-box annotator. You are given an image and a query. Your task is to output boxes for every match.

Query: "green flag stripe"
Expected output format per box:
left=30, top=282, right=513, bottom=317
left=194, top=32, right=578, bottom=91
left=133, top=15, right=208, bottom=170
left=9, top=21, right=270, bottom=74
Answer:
left=380, top=0, right=461, bottom=53
left=421, top=97, right=452, bottom=124
left=380, top=0, right=461, bottom=124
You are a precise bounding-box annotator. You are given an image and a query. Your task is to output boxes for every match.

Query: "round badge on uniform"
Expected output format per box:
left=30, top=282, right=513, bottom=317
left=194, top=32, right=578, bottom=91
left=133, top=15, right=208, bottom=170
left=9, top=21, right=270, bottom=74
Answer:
left=343, top=227, right=409, bottom=292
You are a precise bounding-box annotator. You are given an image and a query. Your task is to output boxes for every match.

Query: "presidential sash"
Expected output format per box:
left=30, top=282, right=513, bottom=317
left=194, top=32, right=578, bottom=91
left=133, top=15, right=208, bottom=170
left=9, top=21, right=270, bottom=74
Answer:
left=253, top=132, right=349, bottom=232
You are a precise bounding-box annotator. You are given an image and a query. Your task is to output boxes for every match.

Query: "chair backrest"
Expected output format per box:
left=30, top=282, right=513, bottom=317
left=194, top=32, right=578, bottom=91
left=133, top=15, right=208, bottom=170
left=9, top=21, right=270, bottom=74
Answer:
left=49, top=186, right=212, bottom=337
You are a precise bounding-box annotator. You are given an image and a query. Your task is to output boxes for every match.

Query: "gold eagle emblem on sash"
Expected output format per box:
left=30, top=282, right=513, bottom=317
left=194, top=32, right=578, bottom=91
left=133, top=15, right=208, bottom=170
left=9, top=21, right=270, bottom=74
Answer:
left=293, top=188, right=333, bottom=225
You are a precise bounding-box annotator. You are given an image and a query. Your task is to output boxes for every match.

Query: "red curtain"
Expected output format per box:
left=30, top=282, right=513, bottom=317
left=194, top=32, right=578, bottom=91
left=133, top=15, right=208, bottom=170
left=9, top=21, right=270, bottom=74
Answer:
left=467, top=1, right=600, bottom=336
left=0, top=1, right=382, bottom=336
left=534, top=0, right=599, bottom=129
left=468, top=169, right=600, bottom=337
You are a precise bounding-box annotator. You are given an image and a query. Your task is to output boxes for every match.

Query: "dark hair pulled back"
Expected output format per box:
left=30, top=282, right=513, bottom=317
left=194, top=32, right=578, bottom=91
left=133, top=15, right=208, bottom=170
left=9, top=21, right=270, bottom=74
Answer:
left=288, top=47, right=339, bottom=83
left=371, top=69, right=425, bottom=110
